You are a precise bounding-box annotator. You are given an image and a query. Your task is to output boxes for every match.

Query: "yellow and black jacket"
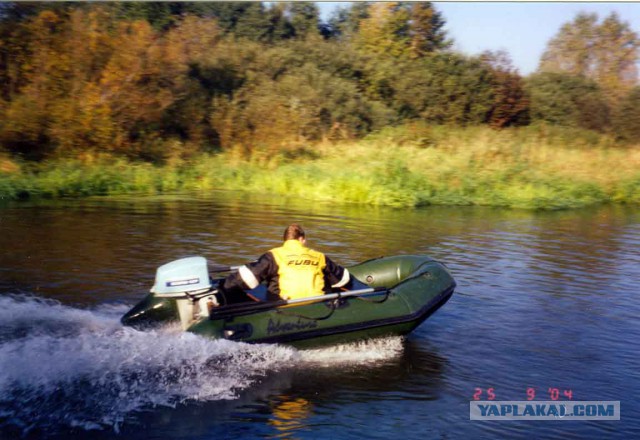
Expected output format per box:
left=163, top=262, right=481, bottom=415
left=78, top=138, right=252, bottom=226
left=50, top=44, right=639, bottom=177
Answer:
left=223, top=239, right=352, bottom=301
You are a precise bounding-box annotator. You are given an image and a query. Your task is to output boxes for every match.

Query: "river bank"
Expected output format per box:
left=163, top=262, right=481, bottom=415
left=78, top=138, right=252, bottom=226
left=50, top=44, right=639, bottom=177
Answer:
left=1, top=126, right=639, bottom=209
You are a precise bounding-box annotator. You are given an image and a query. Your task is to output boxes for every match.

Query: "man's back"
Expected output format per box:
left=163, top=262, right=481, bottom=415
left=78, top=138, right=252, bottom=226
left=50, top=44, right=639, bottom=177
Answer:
left=270, top=239, right=327, bottom=300
left=220, top=224, right=353, bottom=303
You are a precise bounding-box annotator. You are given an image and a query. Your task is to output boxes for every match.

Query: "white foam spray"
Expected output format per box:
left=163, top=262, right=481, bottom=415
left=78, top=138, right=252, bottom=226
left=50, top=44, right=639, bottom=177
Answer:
left=0, top=295, right=404, bottom=434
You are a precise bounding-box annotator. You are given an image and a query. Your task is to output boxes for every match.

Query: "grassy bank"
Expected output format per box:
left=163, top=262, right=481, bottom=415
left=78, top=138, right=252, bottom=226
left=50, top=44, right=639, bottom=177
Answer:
left=1, top=125, right=639, bottom=209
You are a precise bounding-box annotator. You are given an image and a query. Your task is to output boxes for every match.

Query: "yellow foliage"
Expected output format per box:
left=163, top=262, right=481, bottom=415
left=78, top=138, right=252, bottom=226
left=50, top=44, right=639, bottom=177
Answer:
left=355, top=3, right=410, bottom=58
left=49, top=83, right=115, bottom=154
left=96, top=15, right=223, bottom=154
left=99, top=20, right=155, bottom=100
left=165, top=15, right=221, bottom=64
left=0, top=155, right=20, bottom=174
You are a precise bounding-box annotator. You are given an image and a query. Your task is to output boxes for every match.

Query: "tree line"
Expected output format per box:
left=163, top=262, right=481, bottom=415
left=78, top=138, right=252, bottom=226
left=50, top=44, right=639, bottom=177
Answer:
left=0, top=2, right=638, bottom=163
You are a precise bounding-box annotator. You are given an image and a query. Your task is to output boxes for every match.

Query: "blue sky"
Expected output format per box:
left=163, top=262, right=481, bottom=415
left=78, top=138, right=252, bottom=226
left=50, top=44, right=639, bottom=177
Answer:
left=317, top=2, right=640, bottom=75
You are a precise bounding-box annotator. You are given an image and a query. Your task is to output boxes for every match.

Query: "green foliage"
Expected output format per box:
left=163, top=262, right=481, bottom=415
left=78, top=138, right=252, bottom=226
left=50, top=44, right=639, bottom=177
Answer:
left=611, top=176, right=640, bottom=204
left=287, top=2, right=321, bottom=39
left=325, top=2, right=370, bottom=40
left=385, top=54, right=495, bottom=125
left=0, top=156, right=181, bottom=199
left=109, top=2, right=177, bottom=30
left=207, top=38, right=398, bottom=153
left=612, top=87, right=640, bottom=143
left=211, top=60, right=390, bottom=153
left=526, top=72, right=610, bottom=131
left=232, top=3, right=273, bottom=42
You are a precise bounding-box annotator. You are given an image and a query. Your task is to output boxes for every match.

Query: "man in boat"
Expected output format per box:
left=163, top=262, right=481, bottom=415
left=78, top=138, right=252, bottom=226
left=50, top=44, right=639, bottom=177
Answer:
left=219, top=224, right=359, bottom=304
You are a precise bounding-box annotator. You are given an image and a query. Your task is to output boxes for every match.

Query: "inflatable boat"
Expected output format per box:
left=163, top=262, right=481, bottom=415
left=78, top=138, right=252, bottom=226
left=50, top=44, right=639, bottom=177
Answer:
left=121, top=255, right=455, bottom=348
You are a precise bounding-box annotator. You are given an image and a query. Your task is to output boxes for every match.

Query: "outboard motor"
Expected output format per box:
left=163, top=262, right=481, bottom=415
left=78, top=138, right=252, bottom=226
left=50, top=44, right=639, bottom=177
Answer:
left=150, top=256, right=218, bottom=329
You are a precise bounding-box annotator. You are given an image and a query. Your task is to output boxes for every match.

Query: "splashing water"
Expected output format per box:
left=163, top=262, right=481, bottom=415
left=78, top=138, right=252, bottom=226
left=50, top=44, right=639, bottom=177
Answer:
left=0, top=295, right=404, bottom=435
left=299, top=337, right=405, bottom=367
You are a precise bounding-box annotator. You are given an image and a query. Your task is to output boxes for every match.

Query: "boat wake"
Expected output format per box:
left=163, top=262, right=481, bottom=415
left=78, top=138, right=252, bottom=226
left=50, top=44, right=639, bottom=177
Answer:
left=0, top=294, right=404, bottom=435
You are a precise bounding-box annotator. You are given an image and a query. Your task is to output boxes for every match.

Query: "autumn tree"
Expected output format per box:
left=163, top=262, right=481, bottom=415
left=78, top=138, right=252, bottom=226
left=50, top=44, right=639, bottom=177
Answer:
left=539, top=13, right=597, bottom=77
left=355, top=2, right=448, bottom=59
left=0, top=5, right=228, bottom=161
left=539, top=12, right=639, bottom=103
left=99, top=15, right=223, bottom=160
left=0, top=8, right=117, bottom=158
left=594, top=13, right=640, bottom=101
left=480, top=50, right=530, bottom=128
left=407, top=2, right=450, bottom=57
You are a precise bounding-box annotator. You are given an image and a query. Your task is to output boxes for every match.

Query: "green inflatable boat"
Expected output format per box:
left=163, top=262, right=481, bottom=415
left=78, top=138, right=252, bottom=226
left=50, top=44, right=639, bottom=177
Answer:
left=121, top=255, right=455, bottom=348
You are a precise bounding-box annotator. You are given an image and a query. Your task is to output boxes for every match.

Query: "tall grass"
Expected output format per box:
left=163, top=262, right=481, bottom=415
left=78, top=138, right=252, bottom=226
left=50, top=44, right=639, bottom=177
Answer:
left=1, top=125, right=639, bottom=209
left=0, top=156, right=183, bottom=199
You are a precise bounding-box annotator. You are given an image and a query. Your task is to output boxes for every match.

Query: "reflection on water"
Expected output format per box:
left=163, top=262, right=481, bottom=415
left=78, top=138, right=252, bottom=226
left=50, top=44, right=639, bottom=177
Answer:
left=1, top=191, right=639, bottom=439
left=268, top=396, right=312, bottom=436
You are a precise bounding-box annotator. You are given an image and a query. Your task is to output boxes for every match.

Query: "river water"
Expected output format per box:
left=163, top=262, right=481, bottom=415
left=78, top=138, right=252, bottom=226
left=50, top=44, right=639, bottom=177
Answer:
left=0, top=191, right=638, bottom=439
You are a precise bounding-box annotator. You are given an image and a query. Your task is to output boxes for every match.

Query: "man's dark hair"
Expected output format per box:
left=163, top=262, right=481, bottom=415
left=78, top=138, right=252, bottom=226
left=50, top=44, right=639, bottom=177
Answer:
left=283, top=224, right=305, bottom=241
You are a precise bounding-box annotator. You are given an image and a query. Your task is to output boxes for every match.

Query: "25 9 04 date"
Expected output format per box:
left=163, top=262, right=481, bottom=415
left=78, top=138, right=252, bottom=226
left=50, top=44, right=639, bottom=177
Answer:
left=473, top=387, right=573, bottom=401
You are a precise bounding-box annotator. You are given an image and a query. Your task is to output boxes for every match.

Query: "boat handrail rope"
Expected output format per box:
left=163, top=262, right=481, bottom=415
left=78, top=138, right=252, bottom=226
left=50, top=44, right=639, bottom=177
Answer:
left=275, top=287, right=390, bottom=321
left=286, top=287, right=388, bottom=305
left=207, top=286, right=389, bottom=319
left=354, top=289, right=390, bottom=304
left=275, top=300, right=338, bottom=321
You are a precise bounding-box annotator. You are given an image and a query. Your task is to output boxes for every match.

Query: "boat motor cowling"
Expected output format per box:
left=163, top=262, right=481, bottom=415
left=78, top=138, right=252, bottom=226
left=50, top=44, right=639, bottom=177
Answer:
left=151, top=256, right=212, bottom=297
left=150, top=256, right=217, bottom=329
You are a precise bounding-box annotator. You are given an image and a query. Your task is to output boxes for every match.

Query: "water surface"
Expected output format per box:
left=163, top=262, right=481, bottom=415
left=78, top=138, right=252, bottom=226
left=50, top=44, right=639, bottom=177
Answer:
left=0, top=192, right=638, bottom=439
